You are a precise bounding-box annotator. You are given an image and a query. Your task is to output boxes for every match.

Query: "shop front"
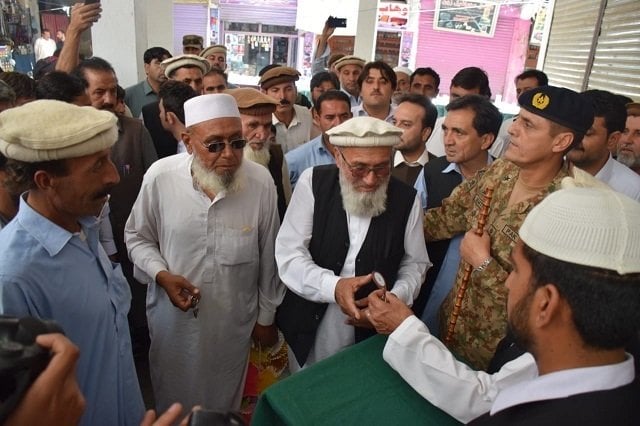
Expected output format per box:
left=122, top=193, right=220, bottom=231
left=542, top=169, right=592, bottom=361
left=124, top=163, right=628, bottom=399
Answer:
left=218, top=0, right=300, bottom=85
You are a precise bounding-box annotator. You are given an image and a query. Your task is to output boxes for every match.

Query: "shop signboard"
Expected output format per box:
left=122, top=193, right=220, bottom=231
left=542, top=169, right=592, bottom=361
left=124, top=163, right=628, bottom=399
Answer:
left=433, top=0, right=500, bottom=38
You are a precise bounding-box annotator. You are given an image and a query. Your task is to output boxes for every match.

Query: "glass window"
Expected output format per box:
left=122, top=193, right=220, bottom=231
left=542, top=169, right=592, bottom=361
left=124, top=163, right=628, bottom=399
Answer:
left=262, top=24, right=297, bottom=35
left=224, top=22, right=259, bottom=32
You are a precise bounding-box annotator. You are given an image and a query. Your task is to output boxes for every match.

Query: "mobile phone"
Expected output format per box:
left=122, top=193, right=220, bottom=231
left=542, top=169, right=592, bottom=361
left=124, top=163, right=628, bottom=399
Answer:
left=84, top=0, right=100, bottom=4
left=327, top=16, right=347, bottom=28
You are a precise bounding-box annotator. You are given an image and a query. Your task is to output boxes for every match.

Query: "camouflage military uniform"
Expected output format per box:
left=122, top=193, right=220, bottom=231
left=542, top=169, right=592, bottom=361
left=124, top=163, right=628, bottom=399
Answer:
left=424, top=158, right=570, bottom=370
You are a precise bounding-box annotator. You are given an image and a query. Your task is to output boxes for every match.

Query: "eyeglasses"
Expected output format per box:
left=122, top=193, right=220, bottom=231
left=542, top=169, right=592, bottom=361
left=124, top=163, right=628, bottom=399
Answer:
left=337, top=149, right=390, bottom=179
left=201, top=138, right=247, bottom=153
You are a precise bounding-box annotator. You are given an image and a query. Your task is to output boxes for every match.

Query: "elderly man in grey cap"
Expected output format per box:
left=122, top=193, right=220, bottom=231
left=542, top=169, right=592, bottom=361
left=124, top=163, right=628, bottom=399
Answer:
left=0, top=100, right=144, bottom=425
left=275, top=116, right=429, bottom=372
left=125, top=93, right=284, bottom=414
left=369, top=183, right=640, bottom=424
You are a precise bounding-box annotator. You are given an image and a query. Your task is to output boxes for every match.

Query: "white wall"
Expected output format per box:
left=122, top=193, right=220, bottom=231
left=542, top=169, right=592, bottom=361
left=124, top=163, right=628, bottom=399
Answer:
left=92, top=0, right=173, bottom=88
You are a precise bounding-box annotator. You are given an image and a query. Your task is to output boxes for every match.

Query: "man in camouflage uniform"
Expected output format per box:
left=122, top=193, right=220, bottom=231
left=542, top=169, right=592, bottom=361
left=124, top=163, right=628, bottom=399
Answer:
left=424, top=86, right=595, bottom=369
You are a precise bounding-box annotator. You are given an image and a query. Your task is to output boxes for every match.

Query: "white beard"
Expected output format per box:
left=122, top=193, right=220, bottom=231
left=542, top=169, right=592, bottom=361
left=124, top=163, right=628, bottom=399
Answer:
left=339, top=170, right=389, bottom=217
left=244, top=144, right=271, bottom=168
left=617, top=150, right=640, bottom=169
left=191, top=154, right=244, bottom=195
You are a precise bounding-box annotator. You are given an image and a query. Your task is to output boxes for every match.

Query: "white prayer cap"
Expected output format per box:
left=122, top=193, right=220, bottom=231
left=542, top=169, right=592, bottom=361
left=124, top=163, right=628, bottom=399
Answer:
left=0, top=99, right=117, bottom=162
left=519, top=186, right=640, bottom=274
left=184, top=93, right=240, bottom=128
left=327, top=116, right=401, bottom=147
left=394, top=66, right=413, bottom=77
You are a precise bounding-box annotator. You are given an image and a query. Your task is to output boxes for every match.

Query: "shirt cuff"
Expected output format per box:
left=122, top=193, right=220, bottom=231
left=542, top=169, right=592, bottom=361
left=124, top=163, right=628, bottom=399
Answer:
left=390, top=283, right=414, bottom=306
left=148, top=260, right=169, bottom=283
left=389, top=315, right=428, bottom=344
left=320, top=274, right=341, bottom=303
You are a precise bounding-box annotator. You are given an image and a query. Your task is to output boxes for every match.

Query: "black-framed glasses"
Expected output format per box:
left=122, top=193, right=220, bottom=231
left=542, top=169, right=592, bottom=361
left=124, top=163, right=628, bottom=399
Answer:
left=201, top=138, right=247, bottom=153
left=337, top=149, right=390, bottom=179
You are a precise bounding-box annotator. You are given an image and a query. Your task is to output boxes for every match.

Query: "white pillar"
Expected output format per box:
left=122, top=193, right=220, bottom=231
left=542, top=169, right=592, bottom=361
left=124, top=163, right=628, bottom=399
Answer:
left=91, top=0, right=173, bottom=87
left=353, top=0, right=378, bottom=61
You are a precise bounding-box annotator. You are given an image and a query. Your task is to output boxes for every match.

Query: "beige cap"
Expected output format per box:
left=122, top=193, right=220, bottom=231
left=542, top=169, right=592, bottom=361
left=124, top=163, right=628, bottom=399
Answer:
left=0, top=100, right=117, bottom=162
left=200, top=45, right=227, bottom=58
left=333, top=55, right=365, bottom=71
left=162, top=54, right=210, bottom=79
left=520, top=186, right=640, bottom=274
left=225, top=88, right=278, bottom=116
left=394, top=66, right=413, bottom=77
left=327, top=116, right=401, bottom=147
left=184, top=94, right=240, bottom=128
left=258, top=66, right=300, bottom=90
left=183, top=34, right=203, bottom=49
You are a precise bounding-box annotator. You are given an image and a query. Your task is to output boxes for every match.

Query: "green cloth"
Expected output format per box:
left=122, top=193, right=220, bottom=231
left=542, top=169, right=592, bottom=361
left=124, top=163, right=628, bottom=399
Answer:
left=252, top=335, right=462, bottom=426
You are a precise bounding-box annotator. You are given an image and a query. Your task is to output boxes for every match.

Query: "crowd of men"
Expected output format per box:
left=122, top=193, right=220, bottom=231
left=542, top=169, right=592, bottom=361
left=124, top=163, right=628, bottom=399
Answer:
left=0, top=4, right=639, bottom=425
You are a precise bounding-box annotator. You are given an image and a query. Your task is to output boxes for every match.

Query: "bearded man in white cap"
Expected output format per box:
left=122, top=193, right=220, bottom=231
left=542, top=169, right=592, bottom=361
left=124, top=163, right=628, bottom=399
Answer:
left=0, top=100, right=144, bottom=426
left=125, top=94, right=284, bottom=414
left=275, top=116, right=429, bottom=372
left=368, top=184, right=640, bottom=424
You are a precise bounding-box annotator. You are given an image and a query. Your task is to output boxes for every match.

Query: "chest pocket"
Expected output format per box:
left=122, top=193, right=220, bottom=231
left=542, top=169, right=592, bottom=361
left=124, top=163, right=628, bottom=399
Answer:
left=217, top=226, right=258, bottom=266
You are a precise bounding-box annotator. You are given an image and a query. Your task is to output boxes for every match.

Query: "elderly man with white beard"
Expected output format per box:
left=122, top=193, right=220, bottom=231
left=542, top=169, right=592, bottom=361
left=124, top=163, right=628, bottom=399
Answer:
left=275, top=116, right=429, bottom=372
left=227, top=87, right=292, bottom=220
left=124, top=93, right=284, bottom=414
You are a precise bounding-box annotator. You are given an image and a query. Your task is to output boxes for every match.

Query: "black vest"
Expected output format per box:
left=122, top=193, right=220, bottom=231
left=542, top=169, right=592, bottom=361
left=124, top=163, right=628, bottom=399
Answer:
left=267, top=144, right=287, bottom=221
left=469, top=379, right=640, bottom=426
left=276, top=165, right=416, bottom=366
left=411, top=156, right=462, bottom=317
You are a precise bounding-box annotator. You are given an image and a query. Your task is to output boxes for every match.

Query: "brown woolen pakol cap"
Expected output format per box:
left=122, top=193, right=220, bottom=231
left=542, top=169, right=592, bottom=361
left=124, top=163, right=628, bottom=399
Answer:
left=225, top=88, right=278, bottom=116
left=258, top=66, right=300, bottom=90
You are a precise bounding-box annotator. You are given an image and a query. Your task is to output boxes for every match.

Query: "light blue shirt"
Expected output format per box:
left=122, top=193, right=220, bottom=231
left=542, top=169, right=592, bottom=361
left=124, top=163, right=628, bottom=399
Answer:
left=351, top=103, right=396, bottom=124
left=0, top=197, right=144, bottom=426
left=285, top=135, right=335, bottom=187
left=340, top=87, right=361, bottom=108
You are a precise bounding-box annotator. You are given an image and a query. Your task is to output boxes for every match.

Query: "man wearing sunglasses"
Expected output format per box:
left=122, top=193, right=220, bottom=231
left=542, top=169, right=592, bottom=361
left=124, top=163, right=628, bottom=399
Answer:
left=125, top=94, right=284, bottom=415
left=275, top=116, right=429, bottom=372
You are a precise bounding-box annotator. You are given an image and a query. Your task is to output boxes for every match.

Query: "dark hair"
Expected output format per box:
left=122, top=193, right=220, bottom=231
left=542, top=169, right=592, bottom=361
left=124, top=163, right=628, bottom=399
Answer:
left=446, top=94, right=502, bottom=138
left=72, top=57, right=116, bottom=87
left=0, top=72, right=36, bottom=101
left=410, top=67, right=440, bottom=89
left=314, top=89, right=351, bottom=114
left=204, top=67, right=228, bottom=82
left=515, top=69, right=548, bottom=87
left=41, top=28, right=51, bottom=34
left=357, top=60, right=397, bottom=91
left=4, top=158, right=69, bottom=193
left=35, top=71, right=85, bottom=103
left=33, top=57, right=58, bottom=80
left=0, top=79, right=15, bottom=104
left=547, top=121, right=585, bottom=151
left=396, top=93, right=438, bottom=131
left=310, top=71, right=339, bottom=92
left=116, top=85, right=125, bottom=101
left=143, top=47, right=171, bottom=64
left=581, top=90, right=627, bottom=135
left=158, top=80, right=197, bottom=124
left=451, top=67, right=491, bottom=98
left=522, top=243, right=640, bottom=350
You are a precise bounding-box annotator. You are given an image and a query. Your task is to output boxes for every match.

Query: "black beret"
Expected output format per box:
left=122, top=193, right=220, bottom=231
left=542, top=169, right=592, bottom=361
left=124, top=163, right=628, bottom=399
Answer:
left=518, top=85, right=594, bottom=135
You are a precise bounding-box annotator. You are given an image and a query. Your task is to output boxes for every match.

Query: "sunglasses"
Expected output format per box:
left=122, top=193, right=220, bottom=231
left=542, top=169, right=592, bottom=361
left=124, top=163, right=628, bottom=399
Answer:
left=201, top=138, right=247, bottom=153
left=337, top=149, right=390, bottom=179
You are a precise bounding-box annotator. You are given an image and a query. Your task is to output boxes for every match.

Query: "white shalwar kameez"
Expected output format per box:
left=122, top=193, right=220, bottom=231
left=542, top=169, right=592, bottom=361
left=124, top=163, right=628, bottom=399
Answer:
left=125, top=153, right=283, bottom=413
